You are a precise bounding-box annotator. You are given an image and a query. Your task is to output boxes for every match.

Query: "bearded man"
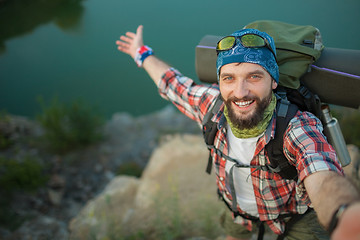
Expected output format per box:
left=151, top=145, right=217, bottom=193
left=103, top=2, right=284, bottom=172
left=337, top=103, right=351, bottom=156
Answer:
left=116, top=25, right=360, bottom=240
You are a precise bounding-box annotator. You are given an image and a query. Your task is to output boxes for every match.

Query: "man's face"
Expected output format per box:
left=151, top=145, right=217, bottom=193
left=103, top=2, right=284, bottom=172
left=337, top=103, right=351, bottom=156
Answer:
left=219, top=62, right=278, bottom=129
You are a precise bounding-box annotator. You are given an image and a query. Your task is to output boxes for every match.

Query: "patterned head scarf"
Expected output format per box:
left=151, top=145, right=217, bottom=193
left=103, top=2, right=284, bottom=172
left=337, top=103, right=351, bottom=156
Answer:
left=216, top=28, right=279, bottom=83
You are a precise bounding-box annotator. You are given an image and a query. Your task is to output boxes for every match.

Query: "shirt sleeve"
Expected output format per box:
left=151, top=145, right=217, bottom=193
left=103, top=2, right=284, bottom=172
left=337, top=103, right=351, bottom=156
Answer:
left=282, top=111, right=344, bottom=199
left=157, top=68, right=220, bottom=125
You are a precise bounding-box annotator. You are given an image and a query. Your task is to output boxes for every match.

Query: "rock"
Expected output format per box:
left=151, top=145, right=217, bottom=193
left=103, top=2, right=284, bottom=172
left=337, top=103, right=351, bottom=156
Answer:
left=0, top=114, right=42, bottom=142
left=47, top=189, right=64, bottom=207
left=47, top=174, right=66, bottom=206
left=0, top=228, right=11, bottom=239
left=0, top=108, right=201, bottom=239
left=68, top=176, right=140, bottom=240
left=101, top=105, right=200, bottom=168
left=5, top=215, right=68, bottom=240
left=135, top=134, right=215, bottom=210
left=130, top=134, right=224, bottom=238
left=69, top=134, right=224, bottom=240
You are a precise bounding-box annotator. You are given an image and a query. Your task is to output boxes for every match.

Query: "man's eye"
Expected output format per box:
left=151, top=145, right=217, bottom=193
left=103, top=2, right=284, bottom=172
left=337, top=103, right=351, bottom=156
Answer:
left=222, top=76, right=233, bottom=81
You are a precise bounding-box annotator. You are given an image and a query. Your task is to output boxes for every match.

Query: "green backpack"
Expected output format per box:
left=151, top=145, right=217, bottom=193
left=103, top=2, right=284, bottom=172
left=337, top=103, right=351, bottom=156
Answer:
left=245, top=20, right=324, bottom=89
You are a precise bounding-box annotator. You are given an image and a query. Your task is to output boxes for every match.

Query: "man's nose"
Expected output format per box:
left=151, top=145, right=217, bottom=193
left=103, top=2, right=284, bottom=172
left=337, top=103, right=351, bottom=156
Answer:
left=233, top=80, right=249, bottom=99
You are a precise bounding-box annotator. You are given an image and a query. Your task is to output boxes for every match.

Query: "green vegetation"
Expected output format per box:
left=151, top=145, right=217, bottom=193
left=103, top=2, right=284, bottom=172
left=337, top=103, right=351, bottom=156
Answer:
left=149, top=178, right=183, bottom=240
left=0, top=156, right=49, bottom=230
left=0, top=111, right=13, bottom=149
left=0, top=97, right=106, bottom=231
left=116, top=162, right=143, bottom=178
left=0, top=196, right=29, bottom=231
left=0, top=156, right=48, bottom=193
left=127, top=179, right=222, bottom=240
left=336, top=109, right=360, bottom=147
left=37, top=97, right=104, bottom=153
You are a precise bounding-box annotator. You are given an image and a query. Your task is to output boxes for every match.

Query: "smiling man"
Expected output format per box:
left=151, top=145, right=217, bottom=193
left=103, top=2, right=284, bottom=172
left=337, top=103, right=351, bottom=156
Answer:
left=220, top=62, right=277, bottom=131
left=116, top=25, right=360, bottom=240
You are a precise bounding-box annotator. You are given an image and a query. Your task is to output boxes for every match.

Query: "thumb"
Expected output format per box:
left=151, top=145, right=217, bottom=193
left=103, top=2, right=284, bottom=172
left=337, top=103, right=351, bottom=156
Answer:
left=136, top=25, right=143, bottom=36
left=135, top=25, right=144, bottom=47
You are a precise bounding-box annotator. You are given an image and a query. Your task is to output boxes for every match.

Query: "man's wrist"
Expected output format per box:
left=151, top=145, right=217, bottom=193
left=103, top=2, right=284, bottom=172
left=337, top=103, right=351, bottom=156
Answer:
left=328, top=203, right=352, bottom=235
left=134, top=45, right=154, bottom=67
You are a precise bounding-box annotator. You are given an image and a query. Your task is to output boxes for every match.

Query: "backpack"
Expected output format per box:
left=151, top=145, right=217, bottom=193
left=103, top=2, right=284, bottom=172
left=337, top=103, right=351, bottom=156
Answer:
left=202, top=20, right=326, bottom=180
left=245, top=20, right=323, bottom=89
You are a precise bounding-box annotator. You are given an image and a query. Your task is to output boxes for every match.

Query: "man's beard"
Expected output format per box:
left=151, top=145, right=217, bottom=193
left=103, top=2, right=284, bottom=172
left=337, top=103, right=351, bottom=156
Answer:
left=223, top=91, right=272, bottom=130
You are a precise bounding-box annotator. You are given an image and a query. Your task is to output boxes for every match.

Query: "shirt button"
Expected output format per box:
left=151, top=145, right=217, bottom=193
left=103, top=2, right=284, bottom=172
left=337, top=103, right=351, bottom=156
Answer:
left=220, top=177, right=224, bottom=181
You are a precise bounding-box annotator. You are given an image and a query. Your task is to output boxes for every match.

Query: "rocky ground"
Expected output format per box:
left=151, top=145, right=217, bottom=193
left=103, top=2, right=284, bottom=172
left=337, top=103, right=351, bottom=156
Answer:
left=0, top=105, right=359, bottom=240
left=0, top=105, right=201, bottom=239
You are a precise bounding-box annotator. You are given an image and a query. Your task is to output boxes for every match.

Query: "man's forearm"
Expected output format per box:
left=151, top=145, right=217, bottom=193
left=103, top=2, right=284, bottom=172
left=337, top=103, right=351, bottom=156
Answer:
left=305, top=171, right=360, bottom=229
left=142, top=55, right=171, bottom=86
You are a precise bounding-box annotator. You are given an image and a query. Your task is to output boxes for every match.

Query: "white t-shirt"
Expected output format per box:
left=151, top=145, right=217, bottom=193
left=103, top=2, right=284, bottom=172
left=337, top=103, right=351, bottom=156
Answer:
left=225, top=125, right=260, bottom=217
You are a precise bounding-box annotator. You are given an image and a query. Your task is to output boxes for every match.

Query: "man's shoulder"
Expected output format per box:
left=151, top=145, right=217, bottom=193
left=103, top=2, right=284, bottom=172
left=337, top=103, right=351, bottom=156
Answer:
left=286, top=110, right=323, bottom=131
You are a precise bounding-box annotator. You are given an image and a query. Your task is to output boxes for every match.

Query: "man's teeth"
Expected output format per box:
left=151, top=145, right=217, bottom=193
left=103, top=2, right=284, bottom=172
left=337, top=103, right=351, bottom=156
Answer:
left=234, top=100, right=253, bottom=107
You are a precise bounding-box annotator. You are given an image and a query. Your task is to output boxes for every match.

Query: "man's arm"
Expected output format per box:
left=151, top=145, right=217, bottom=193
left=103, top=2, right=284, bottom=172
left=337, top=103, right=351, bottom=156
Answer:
left=116, top=25, right=170, bottom=85
left=304, top=170, right=360, bottom=239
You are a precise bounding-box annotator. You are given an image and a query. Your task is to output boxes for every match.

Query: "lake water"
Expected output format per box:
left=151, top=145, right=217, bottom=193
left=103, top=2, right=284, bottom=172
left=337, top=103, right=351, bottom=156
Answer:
left=1, top=0, right=359, bottom=119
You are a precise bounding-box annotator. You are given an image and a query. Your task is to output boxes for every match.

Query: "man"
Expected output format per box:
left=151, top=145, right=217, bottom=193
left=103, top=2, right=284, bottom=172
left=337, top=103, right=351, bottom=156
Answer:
left=116, top=25, right=360, bottom=240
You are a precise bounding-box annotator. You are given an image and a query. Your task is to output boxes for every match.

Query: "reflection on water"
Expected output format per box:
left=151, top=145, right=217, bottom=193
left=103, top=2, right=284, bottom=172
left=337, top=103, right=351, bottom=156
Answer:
left=0, top=0, right=85, bottom=54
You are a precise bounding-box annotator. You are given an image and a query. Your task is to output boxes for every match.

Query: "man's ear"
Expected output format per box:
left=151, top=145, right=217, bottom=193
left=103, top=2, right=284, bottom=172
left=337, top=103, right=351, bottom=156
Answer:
left=272, top=79, right=278, bottom=90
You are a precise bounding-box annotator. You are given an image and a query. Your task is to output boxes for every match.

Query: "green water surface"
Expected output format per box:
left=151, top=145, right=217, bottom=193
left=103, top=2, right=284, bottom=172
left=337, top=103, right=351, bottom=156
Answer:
left=0, top=0, right=359, bottom=118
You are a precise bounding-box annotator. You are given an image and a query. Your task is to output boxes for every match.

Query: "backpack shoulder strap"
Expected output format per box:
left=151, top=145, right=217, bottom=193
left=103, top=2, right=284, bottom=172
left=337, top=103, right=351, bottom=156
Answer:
left=202, top=96, right=223, bottom=174
left=265, top=96, right=299, bottom=180
left=202, top=94, right=300, bottom=179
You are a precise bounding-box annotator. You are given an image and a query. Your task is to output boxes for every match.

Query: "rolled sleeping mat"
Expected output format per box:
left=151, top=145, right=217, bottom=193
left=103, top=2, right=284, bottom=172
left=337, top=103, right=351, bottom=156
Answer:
left=195, top=35, right=360, bottom=109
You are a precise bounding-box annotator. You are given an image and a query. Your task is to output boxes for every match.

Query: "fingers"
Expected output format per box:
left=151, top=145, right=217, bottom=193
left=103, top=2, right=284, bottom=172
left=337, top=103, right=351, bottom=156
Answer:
left=116, top=30, right=136, bottom=47
left=116, top=41, right=129, bottom=50
left=119, top=35, right=133, bottom=44
left=116, top=25, right=144, bottom=58
left=125, top=31, right=136, bottom=39
left=119, top=30, right=139, bottom=43
left=116, top=34, right=134, bottom=54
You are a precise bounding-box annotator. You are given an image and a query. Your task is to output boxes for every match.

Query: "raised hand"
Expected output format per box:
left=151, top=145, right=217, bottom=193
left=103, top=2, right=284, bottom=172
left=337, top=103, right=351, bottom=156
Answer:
left=116, top=25, right=144, bottom=59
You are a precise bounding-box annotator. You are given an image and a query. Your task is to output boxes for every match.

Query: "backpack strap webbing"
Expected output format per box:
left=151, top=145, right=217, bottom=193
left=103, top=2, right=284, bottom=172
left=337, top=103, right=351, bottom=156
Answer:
left=202, top=96, right=223, bottom=174
left=265, top=97, right=299, bottom=180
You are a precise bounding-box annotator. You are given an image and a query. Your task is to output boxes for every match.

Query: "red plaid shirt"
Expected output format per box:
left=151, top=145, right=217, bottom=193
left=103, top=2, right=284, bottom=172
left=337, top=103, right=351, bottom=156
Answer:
left=158, top=68, right=343, bottom=235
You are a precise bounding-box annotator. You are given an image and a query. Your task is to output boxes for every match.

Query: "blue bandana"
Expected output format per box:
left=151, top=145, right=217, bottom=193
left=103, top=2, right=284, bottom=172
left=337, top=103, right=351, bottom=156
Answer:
left=216, top=28, right=279, bottom=83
